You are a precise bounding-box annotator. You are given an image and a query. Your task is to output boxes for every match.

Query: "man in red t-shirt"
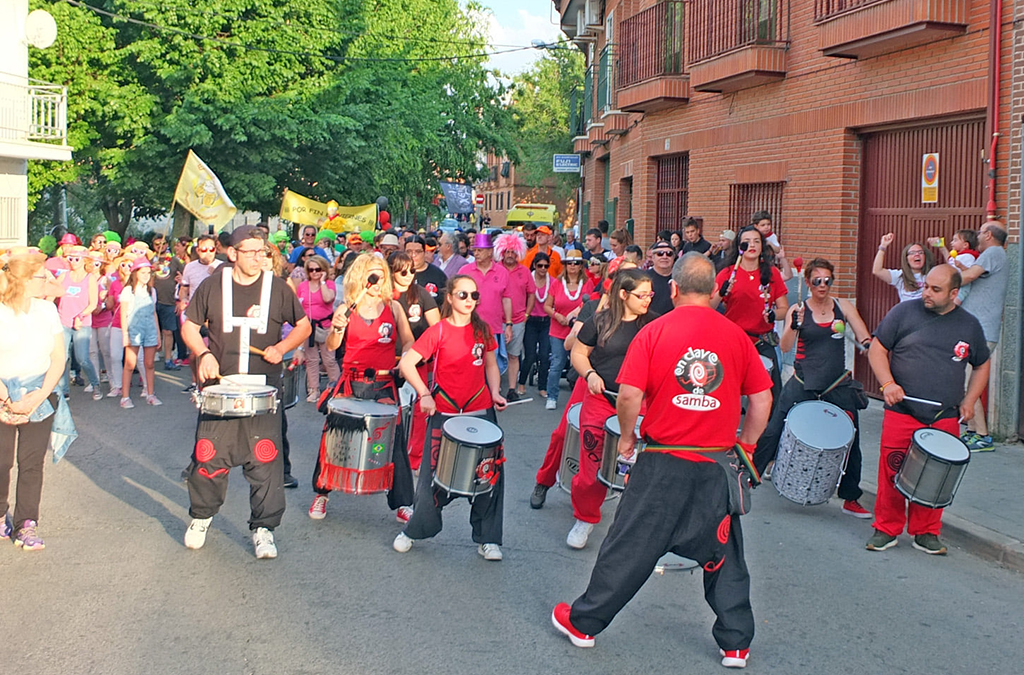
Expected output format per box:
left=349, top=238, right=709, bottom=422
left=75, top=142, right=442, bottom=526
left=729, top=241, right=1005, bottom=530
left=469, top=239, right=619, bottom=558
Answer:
left=552, top=253, right=772, bottom=670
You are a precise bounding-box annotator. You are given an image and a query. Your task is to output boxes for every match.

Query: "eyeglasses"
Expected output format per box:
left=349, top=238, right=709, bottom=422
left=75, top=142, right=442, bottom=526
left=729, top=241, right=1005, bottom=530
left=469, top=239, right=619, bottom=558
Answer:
left=810, top=277, right=833, bottom=287
left=197, top=247, right=215, bottom=253
left=629, top=291, right=655, bottom=300
left=652, top=250, right=674, bottom=258
left=236, top=248, right=267, bottom=258
left=908, top=250, right=925, bottom=256
left=453, top=290, right=481, bottom=301
left=407, top=248, right=425, bottom=255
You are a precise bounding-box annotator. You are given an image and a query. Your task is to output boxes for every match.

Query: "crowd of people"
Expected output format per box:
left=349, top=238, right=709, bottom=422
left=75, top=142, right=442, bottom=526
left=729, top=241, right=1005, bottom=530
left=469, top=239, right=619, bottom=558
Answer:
left=0, top=212, right=1009, bottom=670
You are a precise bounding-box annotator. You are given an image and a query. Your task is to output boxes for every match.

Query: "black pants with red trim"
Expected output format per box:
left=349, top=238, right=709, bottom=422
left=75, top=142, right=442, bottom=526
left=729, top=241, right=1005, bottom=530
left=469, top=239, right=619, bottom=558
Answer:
left=187, top=408, right=285, bottom=531
left=569, top=453, right=754, bottom=652
left=403, top=408, right=503, bottom=545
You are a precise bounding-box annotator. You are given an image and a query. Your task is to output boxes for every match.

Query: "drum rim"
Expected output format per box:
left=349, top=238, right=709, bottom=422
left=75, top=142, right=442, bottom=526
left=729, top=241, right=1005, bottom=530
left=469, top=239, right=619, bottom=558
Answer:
left=784, top=400, right=855, bottom=450
left=327, top=398, right=399, bottom=414
left=441, top=416, right=504, bottom=444
left=910, top=428, right=971, bottom=465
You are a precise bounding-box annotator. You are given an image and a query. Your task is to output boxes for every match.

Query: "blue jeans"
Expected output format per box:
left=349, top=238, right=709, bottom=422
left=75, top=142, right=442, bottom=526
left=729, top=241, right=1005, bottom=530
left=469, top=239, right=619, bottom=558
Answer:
left=61, top=326, right=100, bottom=395
left=546, top=336, right=568, bottom=402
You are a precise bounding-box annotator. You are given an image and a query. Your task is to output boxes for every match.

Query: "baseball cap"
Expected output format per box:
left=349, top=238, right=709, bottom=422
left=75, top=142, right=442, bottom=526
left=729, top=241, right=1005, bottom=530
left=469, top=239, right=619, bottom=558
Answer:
left=536, top=225, right=552, bottom=235
left=230, top=226, right=265, bottom=248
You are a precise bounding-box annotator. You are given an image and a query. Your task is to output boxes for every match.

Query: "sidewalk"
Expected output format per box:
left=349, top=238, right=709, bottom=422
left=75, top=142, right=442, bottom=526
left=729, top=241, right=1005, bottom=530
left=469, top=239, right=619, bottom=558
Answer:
left=854, top=400, right=1024, bottom=573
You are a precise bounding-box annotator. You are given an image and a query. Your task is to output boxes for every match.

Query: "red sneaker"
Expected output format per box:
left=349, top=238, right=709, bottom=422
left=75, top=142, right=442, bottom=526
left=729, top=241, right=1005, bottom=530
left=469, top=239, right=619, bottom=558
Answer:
left=551, top=602, right=595, bottom=648
left=396, top=506, right=413, bottom=524
left=721, top=648, right=750, bottom=668
left=842, top=500, right=872, bottom=519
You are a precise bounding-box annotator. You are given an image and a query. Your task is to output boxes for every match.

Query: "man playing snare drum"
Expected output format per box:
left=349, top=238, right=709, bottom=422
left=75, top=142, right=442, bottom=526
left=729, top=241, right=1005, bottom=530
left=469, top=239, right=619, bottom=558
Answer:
left=551, top=253, right=772, bottom=670
left=867, top=265, right=989, bottom=555
left=181, top=227, right=310, bottom=559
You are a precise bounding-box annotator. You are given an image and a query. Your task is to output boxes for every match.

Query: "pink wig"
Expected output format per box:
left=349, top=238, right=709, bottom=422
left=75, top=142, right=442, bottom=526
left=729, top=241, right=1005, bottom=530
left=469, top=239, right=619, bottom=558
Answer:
left=494, top=233, right=527, bottom=261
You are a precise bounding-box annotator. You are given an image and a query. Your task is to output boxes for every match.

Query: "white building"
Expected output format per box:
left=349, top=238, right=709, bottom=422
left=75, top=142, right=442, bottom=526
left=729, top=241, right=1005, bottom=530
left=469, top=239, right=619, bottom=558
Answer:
left=0, top=0, right=71, bottom=248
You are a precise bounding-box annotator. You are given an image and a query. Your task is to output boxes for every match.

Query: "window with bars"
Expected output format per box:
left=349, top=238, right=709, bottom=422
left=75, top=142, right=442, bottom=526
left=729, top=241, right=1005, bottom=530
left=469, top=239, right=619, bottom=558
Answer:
left=728, top=182, right=784, bottom=234
left=655, top=154, right=689, bottom=231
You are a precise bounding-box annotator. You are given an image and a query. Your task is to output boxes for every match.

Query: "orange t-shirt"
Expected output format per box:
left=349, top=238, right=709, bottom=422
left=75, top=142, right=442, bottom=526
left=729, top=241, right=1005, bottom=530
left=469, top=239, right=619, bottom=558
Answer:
left=522, top=245, right=562, bottom=278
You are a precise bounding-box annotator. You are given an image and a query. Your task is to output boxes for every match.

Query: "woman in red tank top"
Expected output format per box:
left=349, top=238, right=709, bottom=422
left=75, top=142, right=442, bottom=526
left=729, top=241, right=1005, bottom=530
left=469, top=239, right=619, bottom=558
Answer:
left=310, top=254, right=415, bottom=523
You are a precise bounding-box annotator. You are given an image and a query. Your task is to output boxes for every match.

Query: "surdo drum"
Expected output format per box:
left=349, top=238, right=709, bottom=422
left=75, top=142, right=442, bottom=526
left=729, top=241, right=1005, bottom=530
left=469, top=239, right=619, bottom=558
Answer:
left=323, top=398, right=400, bottom=495
left=772, top=401, right=855, bottom=505
left=895, top=428, right=970, bottom=508
left=434, top=416, right=504, bottom=498
left=557, top=403, right=582, bottom=493
left=194, top=383, right=278, bottom=417
left=598, top=415, right=644, bottom=491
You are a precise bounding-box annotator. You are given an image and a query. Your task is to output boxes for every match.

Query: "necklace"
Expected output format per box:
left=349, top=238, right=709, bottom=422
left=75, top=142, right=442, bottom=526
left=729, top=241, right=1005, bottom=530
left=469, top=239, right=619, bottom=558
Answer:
left=563, top=277, right=583, bottom=302
left=534, top=275, right=550, bottom=303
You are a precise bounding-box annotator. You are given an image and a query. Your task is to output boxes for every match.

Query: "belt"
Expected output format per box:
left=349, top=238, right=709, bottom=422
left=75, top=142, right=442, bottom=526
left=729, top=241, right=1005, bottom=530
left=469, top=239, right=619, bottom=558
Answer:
left=644, top=443, right=731, bottom=455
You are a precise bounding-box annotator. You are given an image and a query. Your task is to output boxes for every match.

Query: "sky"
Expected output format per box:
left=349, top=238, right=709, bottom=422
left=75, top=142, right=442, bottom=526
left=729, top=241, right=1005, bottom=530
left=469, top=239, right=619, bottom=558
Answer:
left=465, top=0, right=567, bottom=75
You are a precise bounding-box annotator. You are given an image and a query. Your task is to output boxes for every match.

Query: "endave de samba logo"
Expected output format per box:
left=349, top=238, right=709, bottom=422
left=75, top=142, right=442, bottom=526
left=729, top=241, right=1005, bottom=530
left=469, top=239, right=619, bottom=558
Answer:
left=673, top=347, right=724, bottom=411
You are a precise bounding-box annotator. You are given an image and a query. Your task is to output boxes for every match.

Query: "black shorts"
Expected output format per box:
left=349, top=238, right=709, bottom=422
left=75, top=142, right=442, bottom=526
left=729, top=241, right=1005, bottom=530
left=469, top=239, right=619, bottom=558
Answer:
left=156, top=303, right=179, bottom=332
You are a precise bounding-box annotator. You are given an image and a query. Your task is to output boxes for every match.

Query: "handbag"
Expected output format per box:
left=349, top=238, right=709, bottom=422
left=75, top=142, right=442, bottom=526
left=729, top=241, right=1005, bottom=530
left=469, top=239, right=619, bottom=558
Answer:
left=314, top=321, right=330, bottom=344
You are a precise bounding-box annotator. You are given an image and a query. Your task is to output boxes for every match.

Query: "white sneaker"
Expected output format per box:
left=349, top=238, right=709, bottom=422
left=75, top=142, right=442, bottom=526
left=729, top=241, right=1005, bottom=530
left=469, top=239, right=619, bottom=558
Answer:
left=393, top=532, right=413, bottom=553
left=146, top=395, right=163, bottom=406
left=566, top=520, right=595, bottom=550
left=309, top=495, right=328, bottom=520
left=184, top=517, right=213, bottom=550
left=545, top=399, right=557, bottom=410
left=478, top=543, right=503, bottom=561
left=252, top=527, right=277, bottom=559
left=83, top=384, right=94, bottom=393
left=120, top=397, right=134, bottom=409
left=107, top=387, right=121, bottom=398
left=396, top=506, right=413, bottom=523
left=92, top=390, right=103, bottom=401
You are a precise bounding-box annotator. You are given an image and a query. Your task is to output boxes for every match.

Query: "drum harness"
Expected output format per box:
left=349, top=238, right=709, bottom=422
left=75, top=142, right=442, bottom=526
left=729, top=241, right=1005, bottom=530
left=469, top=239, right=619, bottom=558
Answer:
left=221, top=269, right=273, bottom=375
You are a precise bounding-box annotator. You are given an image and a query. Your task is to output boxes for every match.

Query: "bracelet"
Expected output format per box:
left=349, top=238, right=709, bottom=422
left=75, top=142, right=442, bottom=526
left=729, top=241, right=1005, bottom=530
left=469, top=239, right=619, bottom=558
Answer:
left=877, top=246, right=887, bottom=252
left=419, top=392, right=432, bottom=398
left=879, top=380, right=895, bottom=392
left=504, top=322, right=513, bottom=326
left=198, top=351, right=214, bottom=361
left=584, top=369, right=597, bottom=382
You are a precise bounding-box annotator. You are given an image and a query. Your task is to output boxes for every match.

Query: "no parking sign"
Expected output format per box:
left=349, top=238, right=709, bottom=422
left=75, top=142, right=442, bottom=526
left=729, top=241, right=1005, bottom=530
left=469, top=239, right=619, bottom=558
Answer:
left=921, top=153, right=939, bottom=204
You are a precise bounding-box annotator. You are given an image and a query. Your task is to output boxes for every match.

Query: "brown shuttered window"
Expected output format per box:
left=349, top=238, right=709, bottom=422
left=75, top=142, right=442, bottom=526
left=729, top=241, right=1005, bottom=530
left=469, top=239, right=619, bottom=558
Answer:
left=656, top=154, right=689, bottom=231
left=729, top=182, right=784, bottom=234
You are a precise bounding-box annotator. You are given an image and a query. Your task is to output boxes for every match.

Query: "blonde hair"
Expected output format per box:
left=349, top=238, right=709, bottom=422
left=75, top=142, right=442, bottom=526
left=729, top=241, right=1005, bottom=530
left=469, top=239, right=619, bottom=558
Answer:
left=0, top=250, right=46, bottom=309
left=263, top=244, right=284, bottom=277
left=343, top=253, right=392, bottom=306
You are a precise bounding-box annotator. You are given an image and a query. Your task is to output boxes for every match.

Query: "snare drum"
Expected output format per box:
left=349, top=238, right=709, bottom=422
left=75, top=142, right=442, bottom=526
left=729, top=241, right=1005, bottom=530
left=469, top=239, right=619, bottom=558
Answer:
left=434, top=416, right=504, bottom=498
left=557, top=403, right=583, bottom=494
left=772, top=401, right=855, bottom=505
left=195, top=384, right=278, bottom=417
left=598, top=415, right=644, bottom=491
left=895, top=428, right=970, bottom=508
left=323, top=398, right=400, bottom=495
left=278, top=354, right=304, bottom=409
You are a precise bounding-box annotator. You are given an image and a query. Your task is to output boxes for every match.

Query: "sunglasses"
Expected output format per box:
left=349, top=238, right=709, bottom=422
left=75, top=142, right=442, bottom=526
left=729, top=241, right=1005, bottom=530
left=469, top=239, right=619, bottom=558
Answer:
left=197, top=247, right=215, bottom=253
left=534, top=264, right=549, bottom=269
left=453, top=290, right=481, bottom=301
left=652, top=250, right=674, bottom=258
left=810, top=277, right=833, bottom=287
left=302, top=252, right=315, bottom=257
left=307, top=267, right=324, bottom=273
left=564, top=261, right=583, bottom=266
left=396, top=268, right=414, bottom=276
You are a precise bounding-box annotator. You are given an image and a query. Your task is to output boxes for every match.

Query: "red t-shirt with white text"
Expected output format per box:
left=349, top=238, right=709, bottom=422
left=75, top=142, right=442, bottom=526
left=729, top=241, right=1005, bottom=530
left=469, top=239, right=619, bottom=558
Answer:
left=413, top=319, right=496, bottom=413
left=715, top=266, right=787, bottom=335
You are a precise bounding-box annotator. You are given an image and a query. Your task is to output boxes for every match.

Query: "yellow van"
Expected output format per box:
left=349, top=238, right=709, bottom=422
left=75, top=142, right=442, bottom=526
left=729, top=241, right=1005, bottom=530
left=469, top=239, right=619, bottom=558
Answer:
left=506, top=203, right=558, bottom=233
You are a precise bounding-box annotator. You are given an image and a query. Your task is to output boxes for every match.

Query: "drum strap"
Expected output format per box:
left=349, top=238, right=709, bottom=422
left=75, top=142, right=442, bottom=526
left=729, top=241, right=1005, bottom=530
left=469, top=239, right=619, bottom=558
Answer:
left=434, top=385, right=487, bottom=413
left=793, top=370, right=851, bottom=397
left=221, top=270, right=273, bottom=374
left=644, top=444, right=730, bottom=454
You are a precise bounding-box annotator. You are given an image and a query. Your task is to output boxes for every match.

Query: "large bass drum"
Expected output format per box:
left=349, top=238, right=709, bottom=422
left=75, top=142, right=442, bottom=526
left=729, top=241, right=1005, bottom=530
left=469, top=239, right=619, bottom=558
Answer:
left=772, top=401, right=855, bottom=505
left=895, top=428, right=970, bottom=508
left=322, top=398, right=400, bottom=495
left=434, top=416, right=504, bottom=498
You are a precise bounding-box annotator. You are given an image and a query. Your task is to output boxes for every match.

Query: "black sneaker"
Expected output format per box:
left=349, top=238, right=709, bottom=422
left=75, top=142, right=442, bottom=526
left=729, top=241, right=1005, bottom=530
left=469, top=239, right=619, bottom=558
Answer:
left=182, top=384, right=196, bottom=394
left=530, top=483, right=549, bottom=509
left=912, top=533, right=948, bottom=555
left=506, top=389, right=520, bottom=403
left=283, top=474, right=298, bottom=489
left=865, top=529, right=897, bottom=551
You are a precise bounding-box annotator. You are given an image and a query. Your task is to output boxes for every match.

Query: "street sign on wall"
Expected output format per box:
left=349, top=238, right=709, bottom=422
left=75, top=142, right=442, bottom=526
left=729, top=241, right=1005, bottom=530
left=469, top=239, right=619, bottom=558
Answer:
left=921, top=153, right=939, bottom=204
left=553, top=154, right=581, bottom=173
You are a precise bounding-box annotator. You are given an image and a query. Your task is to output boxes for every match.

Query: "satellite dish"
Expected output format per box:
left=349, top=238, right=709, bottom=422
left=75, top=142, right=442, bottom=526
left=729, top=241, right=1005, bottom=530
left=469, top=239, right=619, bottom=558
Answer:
left=25, top=10, right=57, bottom=49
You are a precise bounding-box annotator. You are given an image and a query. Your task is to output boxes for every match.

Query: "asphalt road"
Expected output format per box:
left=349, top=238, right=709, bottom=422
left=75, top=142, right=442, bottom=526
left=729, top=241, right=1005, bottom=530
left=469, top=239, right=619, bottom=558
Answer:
left=2, top=369, right=1023, bottom=675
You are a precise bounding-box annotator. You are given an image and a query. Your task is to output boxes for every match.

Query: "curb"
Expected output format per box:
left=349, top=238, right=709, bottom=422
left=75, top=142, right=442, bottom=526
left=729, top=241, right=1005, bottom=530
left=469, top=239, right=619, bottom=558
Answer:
left=860, top=479, right=1024, bottom=574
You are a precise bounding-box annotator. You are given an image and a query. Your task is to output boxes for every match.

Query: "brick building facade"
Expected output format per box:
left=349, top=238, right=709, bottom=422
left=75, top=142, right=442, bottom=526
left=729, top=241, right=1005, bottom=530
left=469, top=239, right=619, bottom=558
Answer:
left=556, top=0, right=1021, bottom=437
left=476, top=153, right=571, bottom=230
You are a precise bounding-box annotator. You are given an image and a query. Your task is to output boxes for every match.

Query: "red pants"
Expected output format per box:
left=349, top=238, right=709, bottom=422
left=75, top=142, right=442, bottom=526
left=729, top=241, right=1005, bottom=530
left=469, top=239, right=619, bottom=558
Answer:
left=407, top=364, right=431, bottom=472
left=572, top=391, right=616, bottom=523
left=873, top=410, right=958, bottom=537
left=535, top=378, right=588, bottom=487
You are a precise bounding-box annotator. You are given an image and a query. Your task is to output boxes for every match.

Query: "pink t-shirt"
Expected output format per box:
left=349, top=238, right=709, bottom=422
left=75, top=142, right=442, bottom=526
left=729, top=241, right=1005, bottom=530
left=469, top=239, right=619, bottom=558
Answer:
left=505, top=264, right=536, bottom=324
left=458, top=261, right=512, bottom=334
left=530, top=274, right=551, bottom=318
left=296, top=279, right=336, bottom=323
left=92, top=275, right=114, bottom=329
left=58, top=272, right=94, bottom=328
left=109, top=278, right=125, bottom=329
left=547, top=277, right=595, bottom=340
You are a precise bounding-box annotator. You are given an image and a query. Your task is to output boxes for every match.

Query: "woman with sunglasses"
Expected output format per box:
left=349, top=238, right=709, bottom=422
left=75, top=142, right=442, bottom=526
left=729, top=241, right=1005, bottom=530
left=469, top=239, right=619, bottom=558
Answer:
left=389, top=252, right=440, bottom=471
left=543, top=249, right=594, bottom=410
left=297, top=255, right=340, bottom=403
left=119, top=258, right=161, bottom=408
left=310, top=254, right=416, bottom=523
left=57, top=246, right=102, bottom=400
left=0, top=248, right=75, bottom=551
left=871, top=233, right=933, bottom=304
left=751, top=258, right=873, bottom=518
left=712, top=226, right=789, bottom=410
left=518, top=252, right=551, bottom=399
left=289, top=246, right=317, bottom=285
left=394, top=275, right=508, bottom=560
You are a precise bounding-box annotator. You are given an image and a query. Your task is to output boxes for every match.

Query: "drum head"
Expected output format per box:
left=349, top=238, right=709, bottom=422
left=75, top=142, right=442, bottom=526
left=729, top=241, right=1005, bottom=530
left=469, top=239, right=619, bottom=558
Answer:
left=603, top=415, right=643, bottom=437
left=328, top=397, right=399, bottom=416
left=204, top=384, right=275, bottom=395
left=786, top=401, right=855, bottom=450
left=912, top=428, right=970, bottom=463
left=443, top=416, right=503, bottom=445
left=567, top=403, right=582, bottom=429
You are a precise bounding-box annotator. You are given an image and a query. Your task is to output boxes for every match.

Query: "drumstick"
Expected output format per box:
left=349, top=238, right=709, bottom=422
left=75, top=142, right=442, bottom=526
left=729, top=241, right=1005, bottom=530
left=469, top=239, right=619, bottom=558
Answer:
left=903, top=395, right=943, bottom=407
left=249, top=346, right=266, bottom=357
left=603, top=389, right=618, bottom=398
left=721, top=241, right=748, bottom=298
left=501, top=397, right=534, bottom=407
left=336, top=273, right=382, bottom=331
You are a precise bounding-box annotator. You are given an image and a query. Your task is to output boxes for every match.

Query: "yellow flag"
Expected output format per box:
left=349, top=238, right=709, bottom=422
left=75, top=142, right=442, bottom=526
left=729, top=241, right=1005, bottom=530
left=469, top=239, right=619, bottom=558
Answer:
left=279, top=189, right=328, bottom=226
left=327, top=203, right=377, bottom=233
left=173, top=150, right=237, bottom=230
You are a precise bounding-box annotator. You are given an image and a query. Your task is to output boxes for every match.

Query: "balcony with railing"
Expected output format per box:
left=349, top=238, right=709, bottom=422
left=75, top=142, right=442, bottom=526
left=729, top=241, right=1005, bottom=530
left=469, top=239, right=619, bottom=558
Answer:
left=596, top=45, right=628, bottom=136
left=616, top=1, right=689, bottom=113
left=813, top=0, right=967, bottom=59
left=0, top=73, right=72, bottom=161
left=574, top=66, right=596, bottom=155
left=686, top=0, right=789, bottom=94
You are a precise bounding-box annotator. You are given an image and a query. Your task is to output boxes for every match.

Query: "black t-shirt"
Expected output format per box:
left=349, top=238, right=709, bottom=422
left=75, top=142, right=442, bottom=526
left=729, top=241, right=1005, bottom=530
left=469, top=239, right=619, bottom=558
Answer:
left=681, top=238, right=711, bottom=255
left=582, top=249, right=611, bottom=262
left=648, top=270, right=674, bottom=316
left=578, top=312, right=651, bottom=393
left=874, top=300, right=989, bottom=422
left=396, top=284, right=438, bottom=343
left=185, top=267, right=306, bottom=378
left=415, top=263, right=448, bottom=300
